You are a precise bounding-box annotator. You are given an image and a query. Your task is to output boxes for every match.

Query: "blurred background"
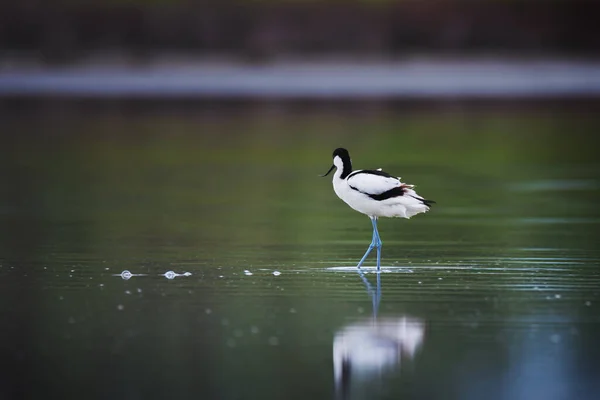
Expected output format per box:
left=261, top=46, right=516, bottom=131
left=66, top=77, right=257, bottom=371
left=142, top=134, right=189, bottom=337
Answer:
left=1, top=1, right=600, bottom=400
left=1, top=0, right=600, bottom=64
left=1, top=0, right=600, bottom=98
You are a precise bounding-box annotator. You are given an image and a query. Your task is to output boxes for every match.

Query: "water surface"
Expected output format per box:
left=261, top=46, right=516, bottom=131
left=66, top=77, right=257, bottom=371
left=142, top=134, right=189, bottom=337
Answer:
left=1, top=101, right=599, bottom=399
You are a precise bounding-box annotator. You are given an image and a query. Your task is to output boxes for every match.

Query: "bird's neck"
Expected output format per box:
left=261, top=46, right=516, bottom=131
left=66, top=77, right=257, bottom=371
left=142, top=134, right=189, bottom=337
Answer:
left=339, top=159, right=352, bottom=179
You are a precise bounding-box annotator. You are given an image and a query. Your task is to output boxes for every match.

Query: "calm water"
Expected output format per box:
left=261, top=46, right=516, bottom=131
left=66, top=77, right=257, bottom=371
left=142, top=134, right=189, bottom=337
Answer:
left=1, top=101, right=599, bottom=400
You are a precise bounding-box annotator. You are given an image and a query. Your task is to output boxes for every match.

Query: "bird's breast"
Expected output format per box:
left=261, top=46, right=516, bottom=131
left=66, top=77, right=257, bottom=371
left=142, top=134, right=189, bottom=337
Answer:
left=332, top=178, right=348, bottom=200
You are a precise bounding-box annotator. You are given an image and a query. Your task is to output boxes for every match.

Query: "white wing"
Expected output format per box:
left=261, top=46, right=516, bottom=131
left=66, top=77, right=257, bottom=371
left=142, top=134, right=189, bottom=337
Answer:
left=346, top=170, right=400, bottom=195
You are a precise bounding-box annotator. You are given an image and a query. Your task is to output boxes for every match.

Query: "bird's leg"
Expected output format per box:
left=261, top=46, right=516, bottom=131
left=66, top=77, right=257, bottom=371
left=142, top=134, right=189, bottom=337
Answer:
left=355, top=243, right=373, bottom=269
left=356, top=216, right=383, bottom=269
left=372, top=217, right=383, bottom=271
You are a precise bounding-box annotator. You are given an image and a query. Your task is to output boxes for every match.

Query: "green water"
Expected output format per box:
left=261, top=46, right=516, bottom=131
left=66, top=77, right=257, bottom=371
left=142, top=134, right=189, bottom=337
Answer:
left=1, top=101, right=599, bottom=399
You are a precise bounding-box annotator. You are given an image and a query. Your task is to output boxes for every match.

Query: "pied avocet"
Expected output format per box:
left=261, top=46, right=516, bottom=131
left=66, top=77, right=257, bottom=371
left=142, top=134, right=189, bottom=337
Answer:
left=322, top=148, right=434, bottom=270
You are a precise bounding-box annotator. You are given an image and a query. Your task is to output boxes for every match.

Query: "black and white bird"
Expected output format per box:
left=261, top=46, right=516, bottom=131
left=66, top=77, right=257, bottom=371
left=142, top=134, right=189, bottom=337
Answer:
left=322, top=148, right=435, bottom=270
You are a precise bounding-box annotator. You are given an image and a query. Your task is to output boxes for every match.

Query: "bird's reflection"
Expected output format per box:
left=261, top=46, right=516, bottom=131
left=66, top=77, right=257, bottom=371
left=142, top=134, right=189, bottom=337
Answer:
left=333, top=271, right=425, bottom=399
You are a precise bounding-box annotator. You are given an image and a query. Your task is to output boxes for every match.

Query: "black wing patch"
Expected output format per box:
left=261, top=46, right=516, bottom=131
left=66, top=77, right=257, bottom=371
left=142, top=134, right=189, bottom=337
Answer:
left=367, top=186, right=407, bottom=201
left=349, top=184, right=407, bottom=201
left=349, top=183, right=437, bottom=205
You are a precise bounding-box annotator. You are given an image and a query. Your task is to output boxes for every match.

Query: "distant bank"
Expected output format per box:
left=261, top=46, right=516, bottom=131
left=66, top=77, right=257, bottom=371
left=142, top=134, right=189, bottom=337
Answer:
left=1, top=58, right=599, bottom=99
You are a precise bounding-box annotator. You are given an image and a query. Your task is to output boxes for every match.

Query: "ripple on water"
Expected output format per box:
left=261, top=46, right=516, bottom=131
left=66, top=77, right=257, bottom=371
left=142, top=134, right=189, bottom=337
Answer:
left=325, top=266, right=415, bottom=273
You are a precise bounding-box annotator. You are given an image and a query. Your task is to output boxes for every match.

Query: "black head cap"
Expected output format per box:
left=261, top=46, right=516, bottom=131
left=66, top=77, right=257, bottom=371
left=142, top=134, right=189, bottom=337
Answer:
left=331, top=148, right=352, bottom=179
left=333, top=148, right=350, bottom=160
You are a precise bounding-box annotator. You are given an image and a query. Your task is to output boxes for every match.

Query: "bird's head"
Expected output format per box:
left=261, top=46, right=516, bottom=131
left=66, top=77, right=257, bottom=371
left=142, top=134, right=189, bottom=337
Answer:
left=322, top=148, right=351, bottom=177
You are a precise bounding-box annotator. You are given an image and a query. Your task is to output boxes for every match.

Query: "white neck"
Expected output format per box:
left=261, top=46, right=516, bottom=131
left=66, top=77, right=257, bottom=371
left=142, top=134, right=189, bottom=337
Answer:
left=332, top=155, right=347, bottom=180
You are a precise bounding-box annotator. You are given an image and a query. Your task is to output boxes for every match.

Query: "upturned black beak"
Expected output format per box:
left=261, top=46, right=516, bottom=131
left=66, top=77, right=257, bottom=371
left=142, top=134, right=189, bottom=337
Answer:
left=321, top=164, right=335, bottom=177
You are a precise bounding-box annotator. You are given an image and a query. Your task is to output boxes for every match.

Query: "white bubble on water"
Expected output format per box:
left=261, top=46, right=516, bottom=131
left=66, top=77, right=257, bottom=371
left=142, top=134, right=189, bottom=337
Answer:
left=117, top=304, right=124, bottom=311
left=162, top=271, right=192, bottom=279
left=120, top=270, right=133, bottom=280
left=244, top=270, right=253, bottom=276
left=164, top=271, right=176, bottom=280
left=273, top=271, right=281, bottom=276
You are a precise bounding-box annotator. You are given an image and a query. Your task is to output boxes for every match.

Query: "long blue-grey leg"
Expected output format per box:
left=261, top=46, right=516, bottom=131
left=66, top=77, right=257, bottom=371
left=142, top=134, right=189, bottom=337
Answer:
left=372, top=217, right=383, bottom=271
left=356, top=217, right=378, bottom=268
left=356, top=242, right=373, bottom=268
